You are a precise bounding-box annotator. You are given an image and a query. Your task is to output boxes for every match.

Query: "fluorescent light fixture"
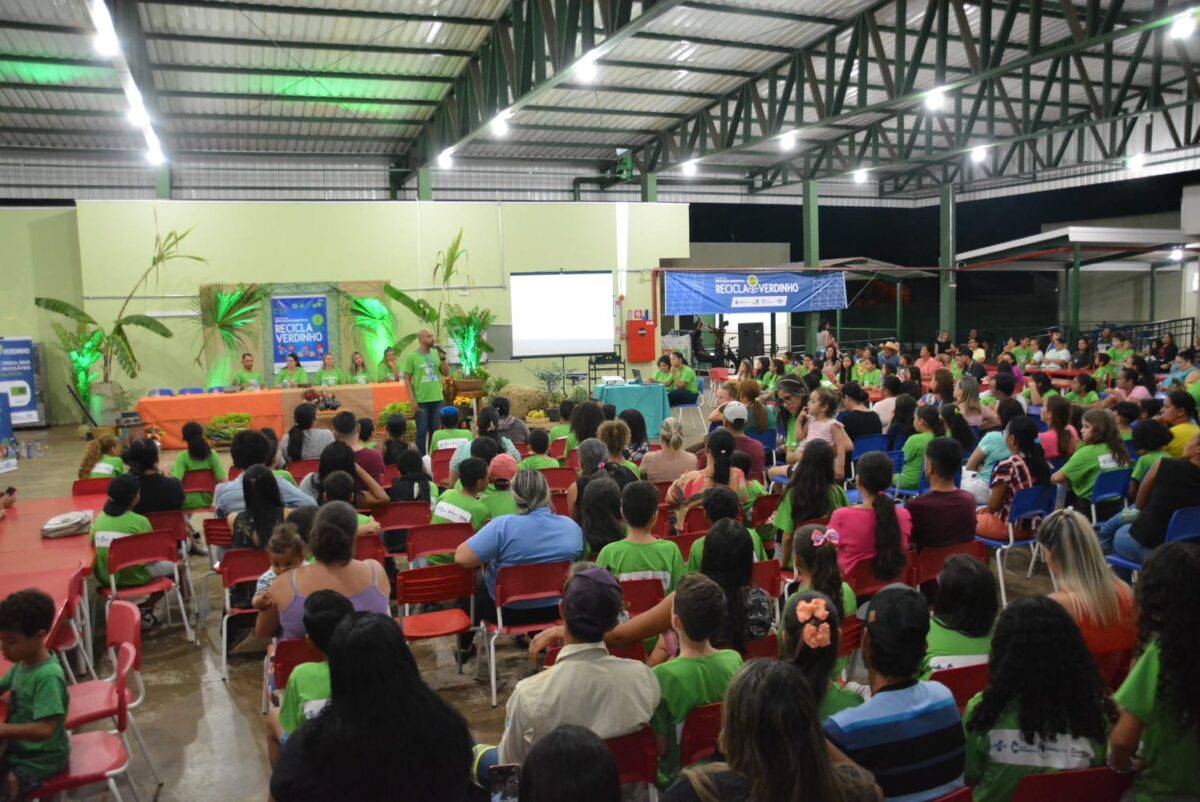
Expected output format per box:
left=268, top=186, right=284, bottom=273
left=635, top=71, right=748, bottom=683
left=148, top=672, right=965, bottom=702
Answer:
left=1171, top=11, right=1196, bottom=39
left=89, top=0, right=120, bottom=56
left=1127, top=152, right=1146, bottom=171
left=576, top=52, right=598, bottom=83
left=681, top=160, right=698, bottom=176
left=971, top=144, right=988, bottom=163
left=145, top=144, right=165, bottom=165
left=127, top=104, right=148, bottom=127
left=437, top=149, right=454, bottom=169
left=425, top=21, right=442, bottom=43
left=1194, top=271, right=1199, bottom=292
left=779, top=131, right=796, bottom=151
left=490, top=110, right=511, bottom=137
left=1171, top=247, right=1185, bottom=261
left=854, top=168, right=869, bottom=183
left=924, top=86, right=946, bottom=112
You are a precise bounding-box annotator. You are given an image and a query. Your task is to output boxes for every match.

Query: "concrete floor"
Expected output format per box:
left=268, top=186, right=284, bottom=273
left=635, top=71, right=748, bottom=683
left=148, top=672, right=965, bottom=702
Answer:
left=7, top=411, right=1053, bottom=802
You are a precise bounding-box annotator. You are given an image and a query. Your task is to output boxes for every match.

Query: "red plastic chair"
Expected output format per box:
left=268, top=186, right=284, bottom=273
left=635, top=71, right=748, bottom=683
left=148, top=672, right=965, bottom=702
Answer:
left=929, top=663, right=990, bottom=713
left=750, top=493, right=783, bottom=528
left=838, top=616, right=863, bottom=658
left=605, top=727, right=658, bottom=788
left=264, top=638, right=325, bottom=714
left=485, top=561, right=571, bottom=706
left=143, top=510, right=196, bottom=615
left=931, top=789, right=973, bottom=802
left=548, top=436, right=569, bottom=460
left=550, top=492, right=570, bottom=516
left=514, top=442, right=530, bottom=457
left=431, top=450, right=454, bottom=488
left=847, top=550, right=915, bottom=601
left=539, top=467, right=578, bottom=492
left=406, top=523, right=475, bottom=563
left=199, top=517, right=234, bottom=622
left=671, top=530, right=705, bottom=562
left=354, top=535, right=387, bottom=563
left=215, top=548, right=272, bottom=679
left=382, top=463, right=400, bottom=485
left=228, top=466, right=243, bottom=481
left=1010, top=767, right=1131, bottom=801
left=619, top=578, right=665, bottom=617
left=679, top=702, right=723, bottom=766
left=396, top=563, right=475, bottom=672
left=181, top=469, right=217, bottom=495
left=372, top=500, right=431, bottom=537
left=543, top=641, right=646, bottom=667
left=48, top=563, right=96, bottom=683
left=66, top=606, right=161, bottom=788
left=652, top=503, right=671, bottom=538
left=742, top=633, right=779, bottom=660
left=286, top=458, right=320, bottom=483
left=99, top=530, right=194, bottom=643
left=650, top=481, right=673, bottom=503
left=1094, top=648, right=1133, bottom=691
left=103, top=601, right=146, bottom=709
left=31, top=643, right=140, bottom=802
left=909, top=541, right=987, bottom=587
left=72, top=477, right=113, bottom=496
left=751, top=560, right=781, bottom=598
left=566, top=449, right=581, bottom=471
left=682, top=506, right=709, bottom=533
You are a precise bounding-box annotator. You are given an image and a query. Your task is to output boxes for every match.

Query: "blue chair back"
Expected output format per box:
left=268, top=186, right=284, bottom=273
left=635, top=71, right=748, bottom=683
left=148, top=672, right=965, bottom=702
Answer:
left=150, top=388, right=174, bottom=397
left=749, top=429, right=777, bottom=458
left=1091, top=469, right=1131, bottom=505
left=1049, top=455, right=1067, bottom=472
left=1166, top=506, right=1200, bottom=543
left=1034, top=418, right=1048, bottom=433
left=1124, top=440, right=1138, bottom=462
left=207, top=386, right=225, bottom=393
left=887, top=450, right=905, bottom=474
left=1007, top=485, right=1055, bottom=524
left=178, top=387, right=205, bottom=395
left=851, top=434, right=887, bottom=461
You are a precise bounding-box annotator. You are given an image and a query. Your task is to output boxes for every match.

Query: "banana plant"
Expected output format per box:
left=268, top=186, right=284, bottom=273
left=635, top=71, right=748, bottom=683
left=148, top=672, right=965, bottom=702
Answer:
left=191, top=283, right=266, bottom=367
left=346, top=296, right=395, bottom=365
left=383, top=284, right=438, bottom=352
left=384, top=227, right=468, bottom=350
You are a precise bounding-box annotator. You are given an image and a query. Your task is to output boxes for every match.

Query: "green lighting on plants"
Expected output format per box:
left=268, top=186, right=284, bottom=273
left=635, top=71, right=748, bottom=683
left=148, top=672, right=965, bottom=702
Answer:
left=66, top=329, right=103, bottom=406
left=348, top=297, right=394, bottom=367
left=446, top=305, right=495, bottom=378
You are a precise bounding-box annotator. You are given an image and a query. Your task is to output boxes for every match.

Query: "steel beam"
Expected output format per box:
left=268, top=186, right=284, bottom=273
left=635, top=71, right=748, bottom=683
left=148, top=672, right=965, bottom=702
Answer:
left=939, top=184, right=956, bottom=340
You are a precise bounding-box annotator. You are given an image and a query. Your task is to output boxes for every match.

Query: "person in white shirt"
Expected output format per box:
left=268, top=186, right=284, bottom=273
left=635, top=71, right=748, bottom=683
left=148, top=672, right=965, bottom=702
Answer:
left=872, top=375, right=903, bottom=431
left=1041, top=335, right=1072, bottom=368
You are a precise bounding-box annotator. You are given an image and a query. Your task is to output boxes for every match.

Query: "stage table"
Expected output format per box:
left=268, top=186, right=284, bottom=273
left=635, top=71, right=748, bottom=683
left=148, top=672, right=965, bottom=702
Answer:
left=138, top=381, right=414, bottom=449
left=593, top=383, right=670, bottom=432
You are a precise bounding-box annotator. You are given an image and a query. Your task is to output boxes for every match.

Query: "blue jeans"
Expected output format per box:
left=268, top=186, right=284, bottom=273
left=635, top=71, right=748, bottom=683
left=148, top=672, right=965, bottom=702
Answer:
left=414, top=400, right=442, bottom=456
left=1111, top=524, right=1152, bottom=580
left=1096, top=512, right=1132, bottom=552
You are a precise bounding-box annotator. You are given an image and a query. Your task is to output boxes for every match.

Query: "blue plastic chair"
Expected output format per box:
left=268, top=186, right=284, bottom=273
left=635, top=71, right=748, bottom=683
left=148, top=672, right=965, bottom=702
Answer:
left=847, top=434, right=888, bottom=482
left=1049, top=455, right=1067, bottom=472
left=206, top=386, right=225, bottom=394
left=150, top=388, right=174, bottom=397
left=178, top=387, right=205, bottom=395
left=1124, top=440, right=1138, bottom=462
left=976, top=484, right=1057, bottom=606
left=1107, top=505, right=1200, bottom=575
left=672, top=377, right=706, bottom=432
left=1090, top=469, right=1131, bottom=524
left=1034, top=417, right=1048, bottom=433
left=847, top=450, right=904, bottom=503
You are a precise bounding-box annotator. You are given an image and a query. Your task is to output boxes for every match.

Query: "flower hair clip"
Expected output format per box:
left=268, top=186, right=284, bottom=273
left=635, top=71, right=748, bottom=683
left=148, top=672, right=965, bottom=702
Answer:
left=795, top=598, right=831, bottom=649
left=811, top=528, right=840, bottom=547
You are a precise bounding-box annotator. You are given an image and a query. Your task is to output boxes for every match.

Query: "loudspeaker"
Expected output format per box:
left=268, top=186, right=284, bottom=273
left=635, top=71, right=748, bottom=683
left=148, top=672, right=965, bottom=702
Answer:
left=737, top=323, right=764, bottom=358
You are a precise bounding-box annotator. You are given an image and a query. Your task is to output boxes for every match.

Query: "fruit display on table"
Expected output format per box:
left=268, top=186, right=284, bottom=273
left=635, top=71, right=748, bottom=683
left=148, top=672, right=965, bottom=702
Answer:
left=526, top=409, right=547, bottom=421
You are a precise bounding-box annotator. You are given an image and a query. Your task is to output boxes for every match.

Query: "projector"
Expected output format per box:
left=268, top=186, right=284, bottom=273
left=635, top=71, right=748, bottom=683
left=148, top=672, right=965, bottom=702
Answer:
left=599, top=376, right=626, bottom=386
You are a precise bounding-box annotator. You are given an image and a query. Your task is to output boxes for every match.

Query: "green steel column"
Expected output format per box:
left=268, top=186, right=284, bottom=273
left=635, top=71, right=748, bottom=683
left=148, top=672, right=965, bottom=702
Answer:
left=1149, top=264, right=1157, bottom=322
left=939, top=185, right=957, bottom=342
left=1071, top=243, right=1082, bottom=339
left=835, top=308, right=842, bottom=342
left=416, top=167, right=432, bottom=201
left=896, top=280, right=904, bottom=345
left=154, top=164, right=170, bottom=199
left=640, top=172, right=658, bottom=202
left=803, top=179, right=821, bottom=354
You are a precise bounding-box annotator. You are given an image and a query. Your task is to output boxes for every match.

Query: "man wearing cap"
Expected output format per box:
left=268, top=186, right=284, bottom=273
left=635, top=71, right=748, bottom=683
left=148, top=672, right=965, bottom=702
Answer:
left=497, top=567, right=660, bottom=765
left=956, top=346, right=987, bottom=382
left=718, top=401, right=766, bottom=478
left=824, top=585, right=966, bottom=802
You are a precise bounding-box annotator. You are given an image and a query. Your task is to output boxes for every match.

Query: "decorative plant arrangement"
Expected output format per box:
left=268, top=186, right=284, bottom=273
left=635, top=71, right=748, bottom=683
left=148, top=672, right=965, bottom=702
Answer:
left=376, top=401, right=413, bottom=431
left=205, top=412, right=251, bottom=446
left=445, top=305, right=495, bottom=378
left=192, top=283, right=265, bottom=387
left=345, top=295, right=394, bottom=368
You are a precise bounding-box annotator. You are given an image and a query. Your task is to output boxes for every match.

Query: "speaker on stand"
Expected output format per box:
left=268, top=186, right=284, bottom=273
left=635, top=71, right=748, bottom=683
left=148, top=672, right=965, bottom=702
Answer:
left=737, top=323, right=764, bottom=361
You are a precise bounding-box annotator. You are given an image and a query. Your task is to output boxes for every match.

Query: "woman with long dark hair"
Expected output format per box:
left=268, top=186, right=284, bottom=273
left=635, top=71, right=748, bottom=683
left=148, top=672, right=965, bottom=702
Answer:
left=447, top=405, right=521, bottom=485
left=838, top=382, right=882, bottom=443
left=124, top=437, right=185, bottom=514
left=281, top=403, right=334, bottom=465
left=939, top=403, right=976, bottom=454
left=772, top=440, right=848, bottom=568
left=699, top=519, right=772, bottom=655
left=922, top=555, right=997, bottom=677
left=518, top=725, right=620, bottom=802
left=665, top=429, right=748, bottom=533
left=298, top=441, right=389, bottom=507
left=965, top=597, right=1116, bottom=802
left=828, top=451, right=910, bottom=580
left=665, top=660, right=878, bottom=802
left=169, top=420, right=226, bottom=511
left=277, top=352, right=309, bottom=387
left=885, top=394, right=917, bottom=452
left=976, top=415, right=1052, bottom=539
left=618, top=408, right=650, bottom=461
left=380, top=413, right=413, bottom=467
left=229, top=464, right=286, bottom=549
left=579, top=477, right=625, bottom=556
left=782, top=591, right=863, bottom=720
left=270, top=612, right=473, bottom=802
left=921, top=368, right=956, bottom=409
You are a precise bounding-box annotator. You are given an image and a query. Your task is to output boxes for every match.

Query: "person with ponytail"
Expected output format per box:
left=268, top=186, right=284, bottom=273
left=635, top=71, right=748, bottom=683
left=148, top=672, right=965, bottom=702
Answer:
left=736, top=379, right=774, bottom=437
left=1038, top=394, right=1077, bottom=460
left=169, top=420, right=226, bottom=510
left=280, top=403, right=334, bottom=465
left=1052, top=408, right=1131, bottom=518
left=939, top=403, right=976, bottom=454
left=773, top=441, right=849, bottom=569
left=638, top=417, right=697, bottom=483
left=976, top=416, right=1052, bottom=539
left=788, top=524, right=856, bottom=619
left=782, top=590, right=865, bottom=721
left=698, top=519, right=772, bottom=654
left=897, top=406, right=944, bottom=491
left=666, top=429, right=748, bottom=534
left=828, top=451, right=911, bottom=580
left=78, top=434, right=124, bottom=480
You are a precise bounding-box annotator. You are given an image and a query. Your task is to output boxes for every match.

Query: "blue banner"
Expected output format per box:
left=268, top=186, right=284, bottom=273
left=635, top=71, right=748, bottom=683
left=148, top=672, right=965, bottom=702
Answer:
left=271, top=295, right=329, bottom=371
left=664, top=271, right=847, bottom=314
left=0, top=337, right=41, bottom=426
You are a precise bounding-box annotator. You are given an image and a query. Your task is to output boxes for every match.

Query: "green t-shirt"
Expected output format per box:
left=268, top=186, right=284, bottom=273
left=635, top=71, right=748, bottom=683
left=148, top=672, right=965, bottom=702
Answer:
left=0, top=657, right=69, bottom=780
left=547, top=423, right=571, bottom=444
left=596, top=538, right=685, bottom=593
left=1114, top=639, right=1200, bottom=801
left=275, top=468, right=298, bottom=486
left=1108, top=347, right=1133, bottom=364
left=376, top=360, right=402, bottom=383
left=900, top=431, right=936, bottom=489
left=90, top=509, right=153, bottom=587
left=1132, top=449, right=1169, bottom=482
left=762, top=373, right=778, bottom=391
left=773, top=484, right=850, bottom=562
left=402, top=348, right=445, bottom=403
left=652, top=369, right=673, bottom=384
left=1093, top=365, right=1119, bottom=387
left=1064, top=391, right=1099, bottom=406
left=278, top=661, right=330, bottom=735
left=233, top=368, right=266, bottom=389
left=169, top=449, right=226, bottom=510
left=312, top=368, right=346, bottom=387
left=347, top=368, right=372, bottom=385
left=920, top=618, right=991, bottom=679
left=742, top=479, right=767, bottom=525
left=859, top=369, right=882, bottom=387
left=685, top=529, right=767, bottom=573
left=1011, top=346, right=1034, bottom=365
left=276, top=366, right=309, bottom=386
left=1120, top=429, right=1133, bottom=442
left=820, top=682, right=864, bottom=721
left=786, top=582, right=857, bottom=619
left=518, top=454, right=560, bottom=470
left=650, top=650, right=743, bottom=787
left=481, top=485, right=517, bottom=519
left=87, top=453, right=126, bottom=479
left=962, top=693, right=1106, bottom=802
left=428, top=489, right=489, bottom=565
left=1060, top=443, right=1123, bottom=500
left=1023, top=386, right=1060, bottom=401
left=430, top=428, right=470, bottom=452
left=673, top=365, right=699, bottom=395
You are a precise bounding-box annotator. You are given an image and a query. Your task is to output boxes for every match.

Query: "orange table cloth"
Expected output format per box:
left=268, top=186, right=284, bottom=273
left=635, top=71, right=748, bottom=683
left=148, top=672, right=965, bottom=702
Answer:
left=137, top=382, right=414, bottom=449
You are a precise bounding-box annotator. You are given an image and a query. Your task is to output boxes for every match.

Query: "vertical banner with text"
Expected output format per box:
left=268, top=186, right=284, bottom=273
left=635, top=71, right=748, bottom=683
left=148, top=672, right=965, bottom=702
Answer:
left=271, top=295, right=329, bottom=371
left=0, top=337, right=42, bottom=426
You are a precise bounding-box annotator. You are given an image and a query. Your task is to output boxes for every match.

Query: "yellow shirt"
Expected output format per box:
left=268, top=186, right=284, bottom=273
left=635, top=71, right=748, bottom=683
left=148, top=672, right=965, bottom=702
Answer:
left=1167, top=422, right=1200, bottom=458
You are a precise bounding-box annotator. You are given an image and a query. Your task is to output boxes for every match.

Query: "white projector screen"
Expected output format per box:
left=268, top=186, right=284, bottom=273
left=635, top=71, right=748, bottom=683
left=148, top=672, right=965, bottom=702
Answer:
left=510, top=272, right=615, bottom=357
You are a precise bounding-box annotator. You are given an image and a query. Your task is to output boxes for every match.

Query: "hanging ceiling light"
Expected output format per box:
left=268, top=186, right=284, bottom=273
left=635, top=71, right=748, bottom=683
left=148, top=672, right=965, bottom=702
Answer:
left=779, top=131, right=796, bottom=151
left=924, top=86, right=947, bottom=112
left=1171, top=11, right=1196, bottom=39
left=437, top=149, right=454, bottom=169
left=1127, top=152, right=1146, bottom=171
left=971, top=144, right=988, bottom=163
left=854, top=168, right=869, bottom=183
left=681, top=160, right=698, bottom=176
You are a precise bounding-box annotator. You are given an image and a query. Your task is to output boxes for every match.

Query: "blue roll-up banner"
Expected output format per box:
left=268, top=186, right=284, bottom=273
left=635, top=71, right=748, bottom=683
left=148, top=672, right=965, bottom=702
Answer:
left=0, top=394, right=14, bottom=474
left=271, top=295, right=329, bottom=371
left=664, top=271, right=847, bottom=314
left=0, top=337, right=40, bottom=425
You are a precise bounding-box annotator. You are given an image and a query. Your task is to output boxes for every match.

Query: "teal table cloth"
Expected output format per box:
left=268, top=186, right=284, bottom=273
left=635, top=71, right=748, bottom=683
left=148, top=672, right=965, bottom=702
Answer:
left=592, top=383, right=671, bottom=433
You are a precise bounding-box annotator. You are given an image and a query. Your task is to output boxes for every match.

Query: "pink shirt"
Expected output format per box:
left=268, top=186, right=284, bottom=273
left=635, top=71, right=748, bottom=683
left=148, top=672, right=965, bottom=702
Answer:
left=1039, top=425, right=1078, bottom=460
left=917, top=358, right=938, bottom=380
left=828, top=505, right=913, bottom=577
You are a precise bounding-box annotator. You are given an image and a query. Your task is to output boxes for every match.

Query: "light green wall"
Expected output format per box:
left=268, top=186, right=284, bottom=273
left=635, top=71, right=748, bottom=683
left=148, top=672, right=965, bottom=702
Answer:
left=1, top=208, right=83, bottom=424
left=69, top=200, right=689, bottom=395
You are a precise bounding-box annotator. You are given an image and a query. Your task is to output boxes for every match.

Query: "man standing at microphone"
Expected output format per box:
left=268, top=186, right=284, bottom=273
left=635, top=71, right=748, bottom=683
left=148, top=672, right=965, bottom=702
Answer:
left=404, top=328, right=451, bottom=456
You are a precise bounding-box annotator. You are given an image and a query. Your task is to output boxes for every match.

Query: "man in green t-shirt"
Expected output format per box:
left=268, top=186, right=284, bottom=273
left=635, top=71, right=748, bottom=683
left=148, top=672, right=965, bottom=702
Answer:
left=649, top=573, right=743, bottom=787
left=666, top=351, right=699, bottom=407
left=518, top=430, right=560, bottom=471
left=233, top=352, right=267, bottom=390
left=597, top=482, right=684, bottom=593
left=0, top=588, right=70, bottom=795
left=427, top=457, right=490, bottom=565
left=403, top=329, right=450, bottom=456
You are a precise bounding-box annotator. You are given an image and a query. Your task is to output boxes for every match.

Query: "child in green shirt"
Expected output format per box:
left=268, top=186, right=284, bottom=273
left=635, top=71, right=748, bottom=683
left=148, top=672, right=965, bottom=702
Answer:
left=897, top=407, right=941, bottom=490
left=265, top=589, right=353, bottom=767
left=427, top=457, right=490, bottom=565
left=169, top=421, right=227, bottom=510
left=649, top=573, right=743, bottom=787
left=1052, top=409, right=1130, bottom=506
left=596, top=481, right=684, bottom=593
left=0, top=588, right=70, bottom=796
left=1091, top=352, right=1117, bottom=388
left=781, top=589, right=864, bottom=722
left=429, top=406, right=469, bottom=453
left=1063, top=374, right=1100, bottom=408
left=517, top=429, right=560, bottom=471
left=78, top=434, right=125, bottom=481
left=684, top=486, right=767, bottom=573
left=89, top=474, right=176, bottom=589
left=480, top=454, right=519, bottom=519
left=919, top=555, right=995, bottom=678
left=546, top=400, right=575, bottom=447
left=785, top=524, right=858, bottom=683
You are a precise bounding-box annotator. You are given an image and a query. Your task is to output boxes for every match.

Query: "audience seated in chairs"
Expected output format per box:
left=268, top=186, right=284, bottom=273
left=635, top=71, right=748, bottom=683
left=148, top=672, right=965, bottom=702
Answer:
left=920, top=555, right=997, bottom=678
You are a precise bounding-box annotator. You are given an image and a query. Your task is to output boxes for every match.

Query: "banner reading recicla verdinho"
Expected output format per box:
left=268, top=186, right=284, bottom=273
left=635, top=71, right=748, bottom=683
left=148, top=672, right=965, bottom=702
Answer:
left=271, top=295, right=328, bottom=371
left=664, top=271, right=847, bottom=315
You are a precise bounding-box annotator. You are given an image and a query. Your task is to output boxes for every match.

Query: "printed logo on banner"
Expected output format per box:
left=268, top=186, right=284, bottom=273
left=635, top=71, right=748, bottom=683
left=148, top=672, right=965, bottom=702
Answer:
left=0, top=337, right=41, bottom=425
left=663, top=271, right=847, bottom=315
left=271, top=296, right=329, bottom=371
